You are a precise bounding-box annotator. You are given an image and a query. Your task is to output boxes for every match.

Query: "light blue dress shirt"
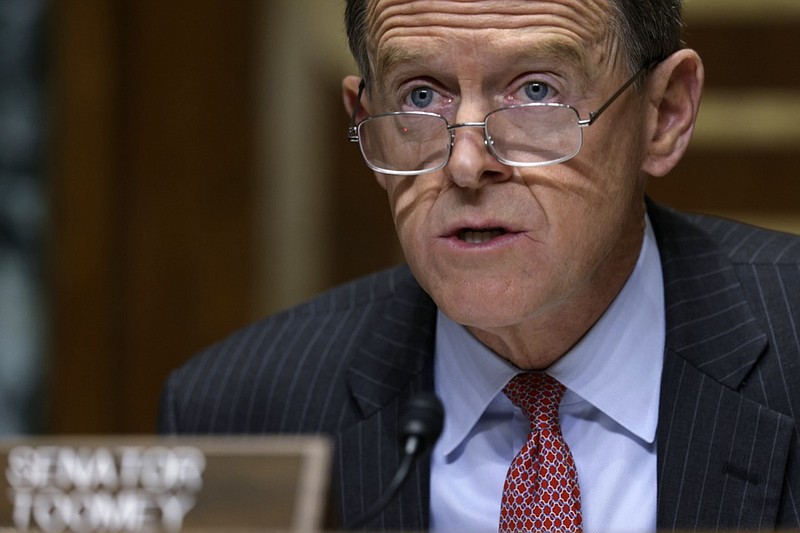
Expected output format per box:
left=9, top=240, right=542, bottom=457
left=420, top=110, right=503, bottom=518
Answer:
left=430, top=217, right=665, bottom=533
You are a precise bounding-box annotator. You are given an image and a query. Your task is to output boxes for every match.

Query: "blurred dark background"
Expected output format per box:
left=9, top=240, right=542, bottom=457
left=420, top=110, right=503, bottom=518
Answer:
left=0, top=0, right=797, bottom=435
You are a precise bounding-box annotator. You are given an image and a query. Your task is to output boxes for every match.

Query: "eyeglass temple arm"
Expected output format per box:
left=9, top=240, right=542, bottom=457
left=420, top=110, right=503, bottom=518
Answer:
left=580, top=61, right=659, bottom=126
left=348, top=79, right=367, bottom=142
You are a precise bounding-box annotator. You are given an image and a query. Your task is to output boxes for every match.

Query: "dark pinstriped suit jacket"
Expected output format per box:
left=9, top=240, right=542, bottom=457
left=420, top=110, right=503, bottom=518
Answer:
left=159, top=201, right=800, bottom=530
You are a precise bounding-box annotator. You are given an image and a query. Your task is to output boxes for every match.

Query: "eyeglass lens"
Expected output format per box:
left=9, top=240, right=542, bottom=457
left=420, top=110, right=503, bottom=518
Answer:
left=358, top=114, right=450, bottom=173
left=486, top=105, right=581, bottom=166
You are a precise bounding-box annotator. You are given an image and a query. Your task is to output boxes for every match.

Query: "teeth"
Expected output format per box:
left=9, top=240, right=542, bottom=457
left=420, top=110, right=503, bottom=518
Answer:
left=459, top=229, right=504, bottom=244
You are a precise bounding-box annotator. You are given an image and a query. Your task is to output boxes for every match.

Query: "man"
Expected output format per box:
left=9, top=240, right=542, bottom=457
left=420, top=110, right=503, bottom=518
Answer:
left=159, top=0, right=800, bottom=530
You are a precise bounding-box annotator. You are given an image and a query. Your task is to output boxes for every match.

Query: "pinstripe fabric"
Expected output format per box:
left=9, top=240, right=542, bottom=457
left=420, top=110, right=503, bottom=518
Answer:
left=651, top=201, right=800, bottom=529
left=159, top=200, right=800, bottom=530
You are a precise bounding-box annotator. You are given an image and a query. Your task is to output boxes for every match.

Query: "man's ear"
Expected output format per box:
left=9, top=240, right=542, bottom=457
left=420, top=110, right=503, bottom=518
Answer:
left=641, top=49, right=704, bottom=177
left=343, top=75, right=388, bottom=189
left=343, top=75, right=367, bottom=120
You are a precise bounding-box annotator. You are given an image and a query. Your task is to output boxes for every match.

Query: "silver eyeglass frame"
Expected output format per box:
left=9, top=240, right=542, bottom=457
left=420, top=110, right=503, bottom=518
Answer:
left=347, top=62, right=657, bottom=176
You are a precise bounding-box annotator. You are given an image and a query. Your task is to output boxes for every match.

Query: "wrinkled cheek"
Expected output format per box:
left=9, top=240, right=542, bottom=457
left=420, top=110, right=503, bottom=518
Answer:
left=388, top=179, right=441, bottom=244
left=385, top=178, right=422, bottom=226
left=390, top=204, right=428, bottom=273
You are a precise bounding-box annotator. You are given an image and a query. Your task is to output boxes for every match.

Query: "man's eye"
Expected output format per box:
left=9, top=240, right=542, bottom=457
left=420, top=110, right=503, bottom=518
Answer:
left=409, top=87, right=435, bottom=108
left=523, top=82, right=551, bottom=102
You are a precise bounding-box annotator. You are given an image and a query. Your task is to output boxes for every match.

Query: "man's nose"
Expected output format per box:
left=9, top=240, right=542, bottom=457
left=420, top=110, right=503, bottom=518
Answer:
left=445, top=124, right=512, bottom=189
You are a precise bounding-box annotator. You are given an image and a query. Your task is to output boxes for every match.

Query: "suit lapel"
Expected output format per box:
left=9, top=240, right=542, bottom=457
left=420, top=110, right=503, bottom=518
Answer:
left=650, top=203, right=794, bottom=529
left=334, top=268, right=437, bottom=530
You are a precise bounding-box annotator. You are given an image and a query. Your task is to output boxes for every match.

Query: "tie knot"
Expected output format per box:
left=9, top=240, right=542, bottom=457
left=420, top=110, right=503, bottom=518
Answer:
left=503, top=373, right=564, bottom=427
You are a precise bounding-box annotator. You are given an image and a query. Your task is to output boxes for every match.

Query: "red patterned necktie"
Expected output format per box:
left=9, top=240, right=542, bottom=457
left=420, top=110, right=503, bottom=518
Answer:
left=499, top=373, right=582, bottom=532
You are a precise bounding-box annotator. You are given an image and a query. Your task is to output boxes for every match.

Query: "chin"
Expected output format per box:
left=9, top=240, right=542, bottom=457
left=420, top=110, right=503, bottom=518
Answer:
left=432, top=285, right=534, bottom=330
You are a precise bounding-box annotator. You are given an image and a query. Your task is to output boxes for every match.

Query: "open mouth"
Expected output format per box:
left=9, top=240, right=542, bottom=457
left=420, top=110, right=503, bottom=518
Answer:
left=458, top=228, right=506, bottom=244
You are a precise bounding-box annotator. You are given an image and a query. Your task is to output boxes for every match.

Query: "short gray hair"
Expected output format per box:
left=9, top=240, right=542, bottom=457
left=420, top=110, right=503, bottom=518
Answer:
left=608, top=0, right=684, bottom=71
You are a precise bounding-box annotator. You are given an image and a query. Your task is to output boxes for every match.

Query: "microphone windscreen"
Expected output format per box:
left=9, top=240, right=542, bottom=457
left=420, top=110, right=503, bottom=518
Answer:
left=400, top=392, right=444, bottom=455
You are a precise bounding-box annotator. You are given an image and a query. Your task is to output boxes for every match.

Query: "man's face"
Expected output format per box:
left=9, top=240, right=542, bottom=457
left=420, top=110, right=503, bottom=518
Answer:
left=354, top=0, right=652, bottom=355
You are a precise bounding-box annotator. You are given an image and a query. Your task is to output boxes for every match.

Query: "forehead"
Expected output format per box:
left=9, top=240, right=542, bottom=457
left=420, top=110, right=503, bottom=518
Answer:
left=365, top=0, right=615, bottom=80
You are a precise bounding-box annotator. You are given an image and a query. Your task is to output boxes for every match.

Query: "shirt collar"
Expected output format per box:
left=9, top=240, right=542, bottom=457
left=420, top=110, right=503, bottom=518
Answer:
left=434, top=311, right=519, bottom=456
left=434, top=216, right=665, bottom=456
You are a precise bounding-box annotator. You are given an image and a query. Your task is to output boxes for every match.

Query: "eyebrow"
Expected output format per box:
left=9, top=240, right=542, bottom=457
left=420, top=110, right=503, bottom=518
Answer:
left=373, top=37, right=591, bottom=89
left=526, top=39, right=590, bottom=75
left=373, top=46, right=422, bottom=88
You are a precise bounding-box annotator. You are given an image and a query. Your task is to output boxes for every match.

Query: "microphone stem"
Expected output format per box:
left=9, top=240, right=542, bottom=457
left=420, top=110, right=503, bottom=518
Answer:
left=349, top=449, right=417, bottom=529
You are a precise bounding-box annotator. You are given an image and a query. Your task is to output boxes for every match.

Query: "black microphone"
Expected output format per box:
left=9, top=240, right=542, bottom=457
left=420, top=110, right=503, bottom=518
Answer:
left=349, top=392, right=444, bottom=529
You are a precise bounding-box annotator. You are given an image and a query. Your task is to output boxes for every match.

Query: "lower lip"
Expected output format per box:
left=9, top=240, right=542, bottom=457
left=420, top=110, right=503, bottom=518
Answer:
left=440, top=232, right=524, bottom=251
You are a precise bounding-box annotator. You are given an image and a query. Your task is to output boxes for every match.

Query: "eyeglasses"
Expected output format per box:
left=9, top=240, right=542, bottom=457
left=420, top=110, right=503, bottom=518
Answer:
left=348, top=64, right=654, bottom=176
